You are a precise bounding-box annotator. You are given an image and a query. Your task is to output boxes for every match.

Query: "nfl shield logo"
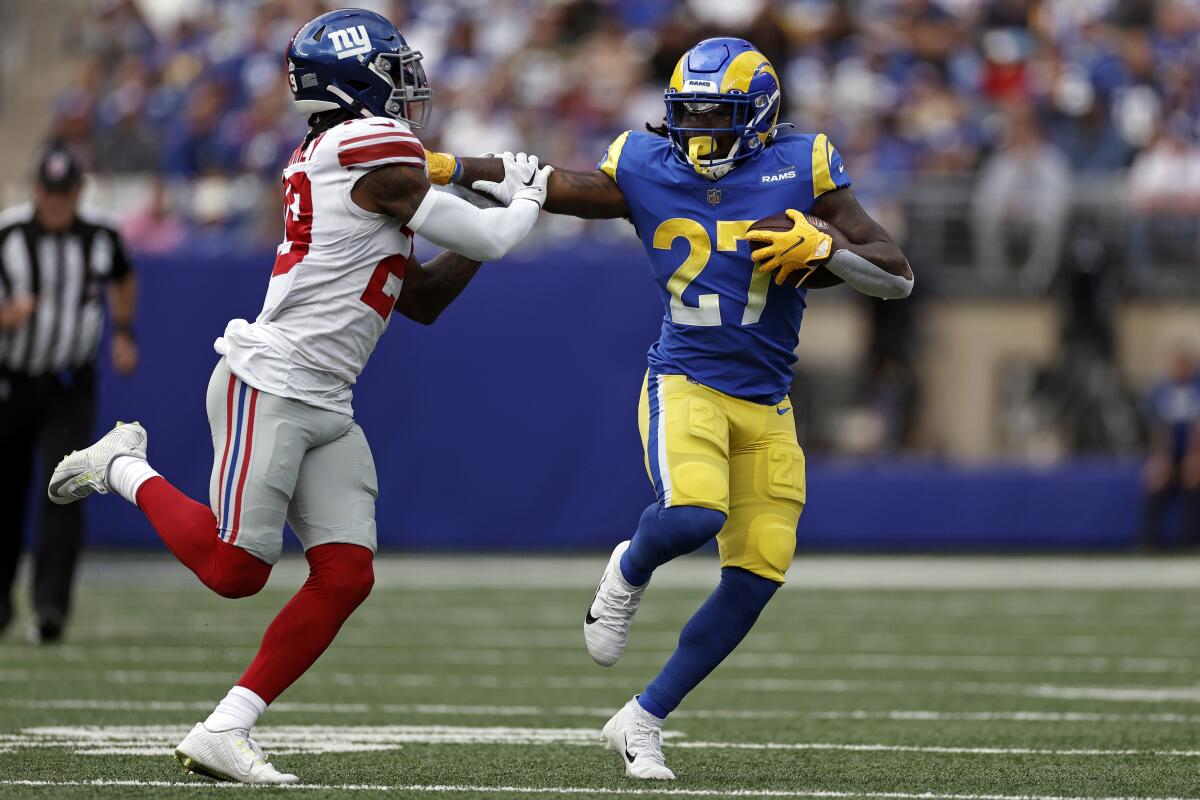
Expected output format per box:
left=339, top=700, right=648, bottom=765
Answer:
left=707, top=187, right=722, bottom=205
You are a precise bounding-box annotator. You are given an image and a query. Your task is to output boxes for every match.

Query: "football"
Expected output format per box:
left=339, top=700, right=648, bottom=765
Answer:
left=748, top=212, right=846, bottom=288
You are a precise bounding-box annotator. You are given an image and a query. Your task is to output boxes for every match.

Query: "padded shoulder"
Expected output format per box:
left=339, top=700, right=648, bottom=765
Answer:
left=772, top=130, right=850, bottom=197
left=322, top=117, right=424, bottom=171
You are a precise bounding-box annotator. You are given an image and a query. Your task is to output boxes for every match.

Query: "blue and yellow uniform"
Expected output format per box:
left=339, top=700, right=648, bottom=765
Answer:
left=596, top=127, right=850, bottom=583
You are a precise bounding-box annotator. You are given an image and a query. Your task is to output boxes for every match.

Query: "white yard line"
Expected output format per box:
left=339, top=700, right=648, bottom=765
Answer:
left=4, top=669, right=1200, bottom=704
left=8, top=724, right=1200, bottom=760
left=676, top=741, right=1200, bottom=757
left=810, top=710, right=1200, bottom=723
left=0, top=780, right=1197, bottom=800
left=10, top=699, right=1200, bottom=725
left=1025, top=685, right=1200, bottom=702
left=6, top=644, right=1195, bottom=676
left=69, top=553, right=1200, bottom=590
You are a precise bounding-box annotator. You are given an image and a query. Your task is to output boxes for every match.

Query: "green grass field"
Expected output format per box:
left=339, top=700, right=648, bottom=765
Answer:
left=2, top=554, right=1200, bottom=799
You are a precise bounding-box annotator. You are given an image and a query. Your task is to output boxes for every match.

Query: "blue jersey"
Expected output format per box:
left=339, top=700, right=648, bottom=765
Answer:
left=598, top=129, right=851, bottom=404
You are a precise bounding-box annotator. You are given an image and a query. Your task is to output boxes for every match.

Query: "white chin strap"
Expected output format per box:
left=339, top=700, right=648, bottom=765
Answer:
left=687, top=136, right=741, bottom=181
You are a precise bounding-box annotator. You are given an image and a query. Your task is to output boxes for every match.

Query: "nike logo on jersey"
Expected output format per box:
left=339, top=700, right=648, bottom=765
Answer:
left=777, top=406, right=792, bottom=415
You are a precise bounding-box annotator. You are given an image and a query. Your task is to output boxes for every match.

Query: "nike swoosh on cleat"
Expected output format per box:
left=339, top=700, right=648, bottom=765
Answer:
left=624, top=734, right=636, bottom=763
left=47, top=477, right=72, bottom=494
left=584, top=588, right=602, bottom=624
left=580, top=594, right=600, bottom=623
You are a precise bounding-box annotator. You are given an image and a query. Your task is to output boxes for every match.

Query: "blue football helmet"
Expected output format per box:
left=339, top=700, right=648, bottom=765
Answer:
left=286, top=8, right=432, bottom=128
left=664, top=37, right=782, bottom=179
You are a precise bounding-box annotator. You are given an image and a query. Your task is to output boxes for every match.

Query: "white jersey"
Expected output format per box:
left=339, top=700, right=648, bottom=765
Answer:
left=217, top=116, right=425, bottom=415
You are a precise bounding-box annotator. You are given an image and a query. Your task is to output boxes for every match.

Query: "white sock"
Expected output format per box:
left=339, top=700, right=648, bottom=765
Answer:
left=204, top=686, right=267, bottom=734
left=108, top=456, right=160, bottom=504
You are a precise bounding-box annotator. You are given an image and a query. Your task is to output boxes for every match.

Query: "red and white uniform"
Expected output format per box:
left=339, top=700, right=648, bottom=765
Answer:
left=217, top=116, right=425, bottom=416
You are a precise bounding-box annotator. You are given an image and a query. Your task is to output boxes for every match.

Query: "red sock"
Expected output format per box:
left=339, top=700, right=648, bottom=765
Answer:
left=135, top=476, right=271, bottom=598
left=237, top=543, right=374, bottom=704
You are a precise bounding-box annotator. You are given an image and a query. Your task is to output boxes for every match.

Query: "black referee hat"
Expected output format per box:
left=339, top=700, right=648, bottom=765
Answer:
left=36, top=146, right=84, bottom=192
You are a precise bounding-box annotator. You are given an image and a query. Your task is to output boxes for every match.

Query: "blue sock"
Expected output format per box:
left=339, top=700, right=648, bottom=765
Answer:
left=639, top=567, right=780, bottom=720
left=618, top=504, right=726, bottom=586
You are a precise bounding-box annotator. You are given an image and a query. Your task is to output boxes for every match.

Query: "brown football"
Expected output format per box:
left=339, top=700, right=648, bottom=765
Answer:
left=748, top=212, right=845, bottom=289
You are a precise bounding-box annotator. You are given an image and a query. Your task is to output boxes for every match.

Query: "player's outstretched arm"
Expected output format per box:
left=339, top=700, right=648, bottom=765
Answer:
left=438, top=154, right=630, bottom=220
left=352, top=160, right=548, bottom=262
left=811, top=187, right=913, bottom=300
left=394, top=251, right=481, bottom=326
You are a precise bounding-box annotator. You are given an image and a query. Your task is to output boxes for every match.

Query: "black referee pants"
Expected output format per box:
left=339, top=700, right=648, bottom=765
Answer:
left=0, top=368, right=95, bottom=635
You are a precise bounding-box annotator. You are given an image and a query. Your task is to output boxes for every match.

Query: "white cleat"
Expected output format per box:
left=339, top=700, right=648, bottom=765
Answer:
left=47, top=421, right=147, bottom=505
left=584, top=540, right=645, bottom=667
left=174, top=722, right=299, bottom=785
left=602, top=696, right=676, bottom=780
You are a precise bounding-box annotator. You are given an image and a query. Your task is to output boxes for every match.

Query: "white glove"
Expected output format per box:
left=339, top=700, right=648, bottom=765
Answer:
left=471, top=151, right=554, bottom=208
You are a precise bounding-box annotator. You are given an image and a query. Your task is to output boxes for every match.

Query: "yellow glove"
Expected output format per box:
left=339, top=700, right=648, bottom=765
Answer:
left=424, top=149, right=458, bottom=186
left=745, top=209, right=834, bottom=286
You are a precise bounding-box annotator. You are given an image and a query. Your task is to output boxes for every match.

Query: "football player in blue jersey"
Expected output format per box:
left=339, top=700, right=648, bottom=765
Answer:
left=429, top=37, right=913, bottom=780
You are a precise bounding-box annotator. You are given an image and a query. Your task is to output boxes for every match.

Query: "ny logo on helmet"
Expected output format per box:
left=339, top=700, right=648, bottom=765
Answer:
left=328, top=25, right=372, bottom=60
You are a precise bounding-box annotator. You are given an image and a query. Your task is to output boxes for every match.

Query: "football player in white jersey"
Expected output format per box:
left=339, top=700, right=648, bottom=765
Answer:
left=46, top=9, right=549, bottom=785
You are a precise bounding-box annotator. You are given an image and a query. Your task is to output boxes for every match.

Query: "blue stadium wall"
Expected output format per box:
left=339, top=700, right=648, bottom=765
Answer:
left=78, top=243, right=1143, bottom=552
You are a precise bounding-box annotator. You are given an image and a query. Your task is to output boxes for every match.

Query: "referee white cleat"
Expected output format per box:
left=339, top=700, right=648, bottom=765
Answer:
left=602, top=696, right=676, bottom=780
left=47, top=421, right=147, bottom=505
left=584, top=540, right=645, bottom=667
left=174, top=722, right=299, bottom=785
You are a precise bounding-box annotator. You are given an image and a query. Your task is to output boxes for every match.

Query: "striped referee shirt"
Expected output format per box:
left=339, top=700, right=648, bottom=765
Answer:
left=0, top=203, right=132, bottom=375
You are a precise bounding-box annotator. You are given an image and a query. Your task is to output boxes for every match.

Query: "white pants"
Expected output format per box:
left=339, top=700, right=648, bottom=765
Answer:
left=205, top=358, right=378, bottom=564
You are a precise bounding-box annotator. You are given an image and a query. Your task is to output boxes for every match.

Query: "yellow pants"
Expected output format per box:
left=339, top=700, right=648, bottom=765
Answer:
left=638, top=371, right=806, bottom=583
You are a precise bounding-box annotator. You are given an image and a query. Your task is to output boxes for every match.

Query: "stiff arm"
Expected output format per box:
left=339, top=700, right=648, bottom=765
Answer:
left=352, top=163, right=540, bottom=261
left=456, top=157, right=629, bottom=220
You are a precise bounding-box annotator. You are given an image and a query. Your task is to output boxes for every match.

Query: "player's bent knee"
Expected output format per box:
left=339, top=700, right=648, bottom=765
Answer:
left=750, top=515, right=798, bottom=580
left=659, top=505, right=727, bottom=545
left=720, top=566, right=782, bottom=605
left=206, top=567, right=270, bottom=599
left=206, top=542, right=272, bottom=599
left=307, top=543, right=375, bottom=606
left=718, top=511, right=798, bottom=584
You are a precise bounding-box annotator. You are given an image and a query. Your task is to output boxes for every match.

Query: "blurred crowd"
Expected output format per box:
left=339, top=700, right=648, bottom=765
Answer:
left=40, top=0, right=1200, bottom=263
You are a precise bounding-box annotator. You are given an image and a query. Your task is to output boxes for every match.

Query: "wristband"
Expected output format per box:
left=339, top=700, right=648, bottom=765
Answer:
left=423, top=149, right=459, bottom=186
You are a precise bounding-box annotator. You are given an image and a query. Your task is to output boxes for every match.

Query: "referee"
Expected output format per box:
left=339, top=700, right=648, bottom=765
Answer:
left=0, top=146, right=138, bottom=643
